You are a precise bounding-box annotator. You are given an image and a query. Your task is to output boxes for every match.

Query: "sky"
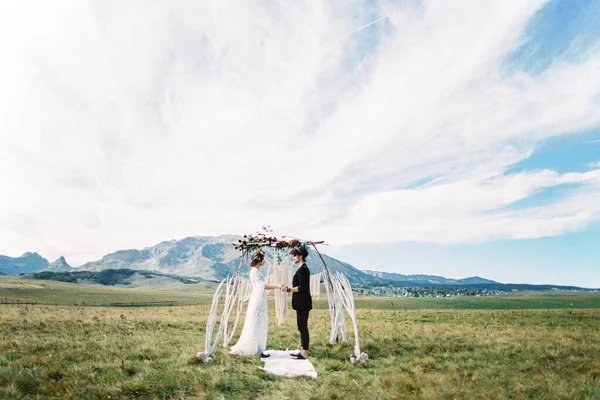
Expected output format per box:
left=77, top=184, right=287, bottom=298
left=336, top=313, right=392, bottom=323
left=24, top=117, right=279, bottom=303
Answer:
left=0, top=0, right=599, bottom=287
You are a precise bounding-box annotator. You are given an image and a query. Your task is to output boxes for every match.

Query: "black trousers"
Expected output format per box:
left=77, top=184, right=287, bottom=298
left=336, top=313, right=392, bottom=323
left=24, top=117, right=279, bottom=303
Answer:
left=296, top=310, right=310, bottom=350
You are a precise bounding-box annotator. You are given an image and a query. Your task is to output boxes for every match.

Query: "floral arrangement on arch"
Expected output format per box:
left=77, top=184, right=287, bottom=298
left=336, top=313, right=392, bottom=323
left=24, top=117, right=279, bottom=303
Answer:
left=234, top=226, right=303, bottom=254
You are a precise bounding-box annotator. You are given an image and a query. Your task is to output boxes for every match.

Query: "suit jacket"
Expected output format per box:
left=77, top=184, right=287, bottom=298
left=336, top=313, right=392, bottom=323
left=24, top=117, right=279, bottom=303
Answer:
left=292, top=263, right=312, bottom=311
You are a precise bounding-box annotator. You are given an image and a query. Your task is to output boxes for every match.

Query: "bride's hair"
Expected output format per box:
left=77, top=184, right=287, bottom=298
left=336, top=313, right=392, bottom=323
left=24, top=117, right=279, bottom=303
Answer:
left=250, top=249, right=265, bottom=267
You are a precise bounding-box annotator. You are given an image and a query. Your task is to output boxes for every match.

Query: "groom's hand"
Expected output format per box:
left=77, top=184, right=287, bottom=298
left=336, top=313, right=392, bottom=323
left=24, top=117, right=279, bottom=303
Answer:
left=280, top=285, right=288, bottom=292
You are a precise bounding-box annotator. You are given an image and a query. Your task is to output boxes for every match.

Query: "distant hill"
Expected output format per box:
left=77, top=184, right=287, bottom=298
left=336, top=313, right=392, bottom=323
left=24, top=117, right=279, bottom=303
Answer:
left=362, top=270, right=497, bottom=285
left=0, top=252, right=49, bottom=275
left=360, top=279, right=597, bottom=292
left=29, top=269, right=200, bottom=287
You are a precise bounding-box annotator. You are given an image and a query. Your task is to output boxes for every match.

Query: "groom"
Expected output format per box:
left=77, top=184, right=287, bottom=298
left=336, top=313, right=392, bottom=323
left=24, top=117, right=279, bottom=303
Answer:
left=283, top=245, right=312, bottom=360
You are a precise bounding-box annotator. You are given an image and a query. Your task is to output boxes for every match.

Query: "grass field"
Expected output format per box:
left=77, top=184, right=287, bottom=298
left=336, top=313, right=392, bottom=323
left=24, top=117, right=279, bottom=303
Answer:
left=0, top=277, right=218, bottom=307
left=1, top=277, right=599, bottom=399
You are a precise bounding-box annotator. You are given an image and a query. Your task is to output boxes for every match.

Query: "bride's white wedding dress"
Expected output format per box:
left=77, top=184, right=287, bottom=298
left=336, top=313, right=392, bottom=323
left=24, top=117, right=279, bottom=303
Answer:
left=230, top=267, right=268, bottom=355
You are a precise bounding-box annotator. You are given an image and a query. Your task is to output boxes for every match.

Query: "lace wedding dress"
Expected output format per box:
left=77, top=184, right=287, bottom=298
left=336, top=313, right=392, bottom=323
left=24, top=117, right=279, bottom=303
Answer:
left=229, top=267, right=268, bottom=355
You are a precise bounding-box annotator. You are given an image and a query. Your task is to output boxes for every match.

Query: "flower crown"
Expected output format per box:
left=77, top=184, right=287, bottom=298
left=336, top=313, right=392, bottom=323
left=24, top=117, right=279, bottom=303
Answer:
left=251, top=249, right=265, bottom=264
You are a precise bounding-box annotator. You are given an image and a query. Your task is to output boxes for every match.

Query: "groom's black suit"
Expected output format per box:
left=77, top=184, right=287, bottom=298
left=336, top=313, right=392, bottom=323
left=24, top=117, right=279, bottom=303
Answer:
left=292, top=263, right=311, bottom=351
left=291, top=263, right=312, bottom=311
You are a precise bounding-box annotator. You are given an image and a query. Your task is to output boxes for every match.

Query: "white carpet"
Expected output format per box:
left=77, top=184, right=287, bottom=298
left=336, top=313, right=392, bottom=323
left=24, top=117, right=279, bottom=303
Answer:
left=260, top=350, right=318, bottom=379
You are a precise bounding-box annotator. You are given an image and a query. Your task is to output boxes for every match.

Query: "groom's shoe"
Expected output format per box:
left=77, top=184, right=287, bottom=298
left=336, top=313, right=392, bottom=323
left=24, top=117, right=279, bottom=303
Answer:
left=292, top=354, right=306, bottom=360
left=260, top=352, right=270, bottom=358
left=289, top=352, right=302, bottom=358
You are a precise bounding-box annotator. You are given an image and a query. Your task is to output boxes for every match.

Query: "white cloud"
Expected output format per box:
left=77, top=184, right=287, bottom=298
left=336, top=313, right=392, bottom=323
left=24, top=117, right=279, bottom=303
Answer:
left=1, top=0, right=600, bottom=265
left=317, top=169, right=600, bottom=244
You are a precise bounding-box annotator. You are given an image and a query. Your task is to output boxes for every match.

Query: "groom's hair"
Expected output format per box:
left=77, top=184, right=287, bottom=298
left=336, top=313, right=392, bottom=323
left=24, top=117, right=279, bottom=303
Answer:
left=250, top=249, right=265, bottom=267
left=290, top=245, right=308, bottom=261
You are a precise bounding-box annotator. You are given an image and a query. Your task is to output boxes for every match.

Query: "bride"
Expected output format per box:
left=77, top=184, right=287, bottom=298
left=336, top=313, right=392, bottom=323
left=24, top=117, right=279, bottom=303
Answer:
left=230, top=249, right=282, bottom=357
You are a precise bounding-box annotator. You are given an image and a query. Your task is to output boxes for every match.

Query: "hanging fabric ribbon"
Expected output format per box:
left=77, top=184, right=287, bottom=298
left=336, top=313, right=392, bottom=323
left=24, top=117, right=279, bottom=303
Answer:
left=273, top=253, right=292, bottom=325
left=310, top=272, right=322, bottom=300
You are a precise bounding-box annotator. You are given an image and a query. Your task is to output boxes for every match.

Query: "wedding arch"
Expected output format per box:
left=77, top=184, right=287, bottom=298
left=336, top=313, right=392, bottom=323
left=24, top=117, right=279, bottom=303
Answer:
left=197, top=228, right=368, bottom=363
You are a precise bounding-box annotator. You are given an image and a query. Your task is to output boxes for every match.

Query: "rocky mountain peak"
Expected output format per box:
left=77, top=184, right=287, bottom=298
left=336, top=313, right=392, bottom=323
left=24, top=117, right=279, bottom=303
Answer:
left=44, top=256, right=73, bottom=272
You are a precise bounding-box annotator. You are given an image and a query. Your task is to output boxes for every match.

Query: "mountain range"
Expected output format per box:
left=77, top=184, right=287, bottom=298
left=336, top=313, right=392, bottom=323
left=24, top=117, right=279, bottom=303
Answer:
left=0, top=235, right=391, bottom=284
left=362, top=270, right=497, bottom=285
left=71, top=235, right=377, bottom=283
left=0, top=235, right=586, bottom=289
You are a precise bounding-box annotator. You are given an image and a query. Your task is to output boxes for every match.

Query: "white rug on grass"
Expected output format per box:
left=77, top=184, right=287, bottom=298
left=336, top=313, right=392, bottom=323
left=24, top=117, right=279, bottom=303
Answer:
left=260, top=350, right=318, bottom=379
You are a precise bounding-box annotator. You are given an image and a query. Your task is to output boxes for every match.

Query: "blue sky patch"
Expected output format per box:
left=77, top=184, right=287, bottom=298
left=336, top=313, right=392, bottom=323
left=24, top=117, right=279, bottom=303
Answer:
left=508, top=127, right=600, bottom=174
left=506, top=0, right=600, bottom=75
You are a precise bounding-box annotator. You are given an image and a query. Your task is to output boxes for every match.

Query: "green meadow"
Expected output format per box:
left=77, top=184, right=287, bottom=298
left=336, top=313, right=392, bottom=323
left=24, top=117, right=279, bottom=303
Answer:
left=1, top=277, right=599, bottom=399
